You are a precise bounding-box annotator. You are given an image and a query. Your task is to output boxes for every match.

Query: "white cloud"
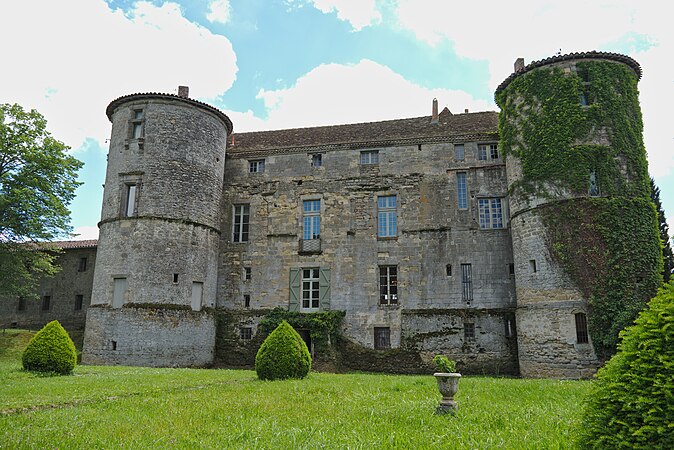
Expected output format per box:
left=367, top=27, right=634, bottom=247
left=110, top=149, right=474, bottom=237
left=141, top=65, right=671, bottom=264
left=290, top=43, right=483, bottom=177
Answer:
left=308, top=0, right=381, bottom=30
left=249, top=59, right=492, bottom=131
left=71, top=226, right=99, bottom=241
left=0, top=0, right=238, bottom=150
left=206, top=0, right=231, bottom=24
left=393, top=0, right=674, bottom=177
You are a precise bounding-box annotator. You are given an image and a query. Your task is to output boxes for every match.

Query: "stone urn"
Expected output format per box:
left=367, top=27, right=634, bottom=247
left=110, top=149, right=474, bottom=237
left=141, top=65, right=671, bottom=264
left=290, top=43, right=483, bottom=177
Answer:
left=434, top=372, right=461, bottom=415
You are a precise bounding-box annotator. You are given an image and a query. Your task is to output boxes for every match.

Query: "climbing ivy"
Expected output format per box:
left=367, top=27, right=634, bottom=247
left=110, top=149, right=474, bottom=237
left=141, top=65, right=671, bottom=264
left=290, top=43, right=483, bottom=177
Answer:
left=258, top=307, right=345, bottom=348
left=496, top=60, right=661, bottom=358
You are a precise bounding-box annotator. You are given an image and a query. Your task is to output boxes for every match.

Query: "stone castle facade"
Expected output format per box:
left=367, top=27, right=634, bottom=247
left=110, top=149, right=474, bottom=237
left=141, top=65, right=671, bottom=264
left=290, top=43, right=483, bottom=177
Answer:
left=1, top=51, right=655, bottom=378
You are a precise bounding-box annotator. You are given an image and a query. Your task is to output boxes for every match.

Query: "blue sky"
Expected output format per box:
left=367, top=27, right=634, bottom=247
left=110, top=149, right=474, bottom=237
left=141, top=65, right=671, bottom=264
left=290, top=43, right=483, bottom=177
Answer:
left=1, top=0, right=672, bottom=239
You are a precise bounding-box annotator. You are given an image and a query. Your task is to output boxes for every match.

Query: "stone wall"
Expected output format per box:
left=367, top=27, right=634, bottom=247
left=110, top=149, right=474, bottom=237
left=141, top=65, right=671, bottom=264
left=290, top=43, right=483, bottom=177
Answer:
left=0, top=246, right=96, bottom=333
left=82, top=307, right=215, bottom=367
left=216, top=138, right=517, bottom=372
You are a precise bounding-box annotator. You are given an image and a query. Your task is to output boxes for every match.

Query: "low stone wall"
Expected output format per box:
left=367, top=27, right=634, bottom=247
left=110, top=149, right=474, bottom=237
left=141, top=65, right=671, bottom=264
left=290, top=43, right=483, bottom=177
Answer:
left=82, top=306, right=215, bottom=367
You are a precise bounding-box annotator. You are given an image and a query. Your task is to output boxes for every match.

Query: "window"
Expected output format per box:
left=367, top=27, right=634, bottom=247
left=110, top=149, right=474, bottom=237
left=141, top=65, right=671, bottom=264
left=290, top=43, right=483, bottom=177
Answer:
left=249, top=159, right=265, bottom=173
left=377, top=195, right=397, bottom=238
left=244, top=294, right=251, bottom=308
left=301, top=268, right=320, bottom=312
left=360, top=150, right=379, bottom=165
left=240, top=327, right=253, bottom=340
left=303, top=200, right=321, bottom=240
left=130, top=109, right=144, bottom=139
left=124, top=184, right=137, bottom=217
left=580, top=93, right=589, bottom=106
left=530, top=259, right=537, bottom=273
left=244, top=267, right=252, bottom=281
left=446, top=264, right=452, bottom=277
left=78, top=257, right=88, bottom=272
left=379, top=265, right=398, bottom=305
left=464, top=322, right=475, bottom=340
left=505, top=315, right=515, bottom=338
left=374, top=327, right=391, bottom=349
left=17, top=297, right=26, bottom=312
left=461, top=263, right=473, bottom=302
left=172, top=273, right=179, bottom=284
left=575, top=313, right=589, bottom=344
left=454, top=144, right=464, bottom=161
left=508, top=263, right=515, bottom=276
left=457, top=172, right=468, bottom=210
left=232, top=204, right=250, bottom=243
left=589, top=170, right=600, bottom=196
left=74, top=294, right=84, bottom=311
left=289, top=267, right=330, bottom=312
left=478, top=144, right=499, bottom=160
left=478, top=198, right=504, bottom=229
left=42, top=295, right=51, bottom=311
left=311, top=153, right=322, bottom=167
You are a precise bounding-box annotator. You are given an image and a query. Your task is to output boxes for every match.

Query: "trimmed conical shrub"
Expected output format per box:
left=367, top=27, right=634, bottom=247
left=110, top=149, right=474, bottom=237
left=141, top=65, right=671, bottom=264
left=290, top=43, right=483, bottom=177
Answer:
left=22, top=320, right=77, bottom=375
left=579, top=283, right=674, bottom=449
left=255, top=321, right=311, bottom=380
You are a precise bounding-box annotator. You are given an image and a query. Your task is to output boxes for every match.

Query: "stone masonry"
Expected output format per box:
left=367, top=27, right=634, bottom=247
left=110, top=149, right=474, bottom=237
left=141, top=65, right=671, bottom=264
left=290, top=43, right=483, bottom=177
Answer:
left=1, top=51, right=650, bottom=378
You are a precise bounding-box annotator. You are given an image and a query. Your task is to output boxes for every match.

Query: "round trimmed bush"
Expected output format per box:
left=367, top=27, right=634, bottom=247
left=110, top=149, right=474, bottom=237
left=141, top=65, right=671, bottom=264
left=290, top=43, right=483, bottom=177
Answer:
left=579, top=283, right=674, bottom=449
left=255, top=321, right=311, bottom=380
left=22, top=320, right=77, bottom=375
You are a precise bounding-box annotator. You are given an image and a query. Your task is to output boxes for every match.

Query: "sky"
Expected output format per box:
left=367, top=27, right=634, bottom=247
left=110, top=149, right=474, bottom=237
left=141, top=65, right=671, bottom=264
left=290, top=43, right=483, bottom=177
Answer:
left=0, top=0, right=672, bottom=240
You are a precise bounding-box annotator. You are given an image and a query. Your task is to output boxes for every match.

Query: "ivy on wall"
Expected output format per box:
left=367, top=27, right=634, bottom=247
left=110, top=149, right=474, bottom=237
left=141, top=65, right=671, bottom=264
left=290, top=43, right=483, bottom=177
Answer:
left=496, top=60, right=662, bottom=358
left=258, top=307, right=345, bottom=348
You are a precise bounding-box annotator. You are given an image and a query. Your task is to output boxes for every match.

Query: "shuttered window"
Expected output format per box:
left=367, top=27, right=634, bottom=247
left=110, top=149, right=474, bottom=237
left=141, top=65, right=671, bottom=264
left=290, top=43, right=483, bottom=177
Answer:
left=289, top=267, right=330, bottom=312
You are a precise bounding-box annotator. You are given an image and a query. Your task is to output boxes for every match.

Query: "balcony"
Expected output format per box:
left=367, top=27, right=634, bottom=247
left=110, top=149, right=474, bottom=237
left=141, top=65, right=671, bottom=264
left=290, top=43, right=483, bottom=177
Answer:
left=299, top=238, right=321, bottom=254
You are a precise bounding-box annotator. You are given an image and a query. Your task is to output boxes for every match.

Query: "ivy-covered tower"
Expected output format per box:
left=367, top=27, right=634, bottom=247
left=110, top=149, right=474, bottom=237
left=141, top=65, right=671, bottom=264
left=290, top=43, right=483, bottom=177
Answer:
left=495, top=52, right=661, bottom=378
left=82, top=87, right=232, bottom=367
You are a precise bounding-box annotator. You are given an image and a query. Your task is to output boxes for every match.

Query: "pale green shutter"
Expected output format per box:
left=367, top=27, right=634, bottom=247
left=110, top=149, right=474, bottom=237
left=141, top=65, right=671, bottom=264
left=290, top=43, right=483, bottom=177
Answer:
left=289, top=268, right=301, bottom=312
left=319, top=267, right=331, bottom=311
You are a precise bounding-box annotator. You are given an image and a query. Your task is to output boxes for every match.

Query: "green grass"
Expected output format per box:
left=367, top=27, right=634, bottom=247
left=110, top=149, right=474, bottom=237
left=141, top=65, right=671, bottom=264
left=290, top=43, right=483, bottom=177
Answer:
left=0, top=330, right=590, bottom=449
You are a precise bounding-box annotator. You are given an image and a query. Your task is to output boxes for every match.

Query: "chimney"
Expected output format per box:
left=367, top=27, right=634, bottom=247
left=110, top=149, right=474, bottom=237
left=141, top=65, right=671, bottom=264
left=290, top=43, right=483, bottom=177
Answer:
left=431, top=98, right=439, bottom=124
left=464, top=108, right=469, bottom=114
left=514, top=58, right=525, bottom=72
left=178, top=85, right=189, bottom=98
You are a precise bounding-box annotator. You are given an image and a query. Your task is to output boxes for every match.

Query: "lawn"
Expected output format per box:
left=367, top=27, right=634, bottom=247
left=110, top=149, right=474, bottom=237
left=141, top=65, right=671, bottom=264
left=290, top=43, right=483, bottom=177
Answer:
left=0, top=330, right=590, bottom=449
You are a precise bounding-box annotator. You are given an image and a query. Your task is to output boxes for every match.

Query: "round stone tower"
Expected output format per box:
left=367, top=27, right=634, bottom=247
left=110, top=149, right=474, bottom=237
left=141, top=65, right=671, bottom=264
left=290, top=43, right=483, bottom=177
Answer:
left=496, top=52, right=661, bottom=378
left=82, top=87, right=232, bottom=367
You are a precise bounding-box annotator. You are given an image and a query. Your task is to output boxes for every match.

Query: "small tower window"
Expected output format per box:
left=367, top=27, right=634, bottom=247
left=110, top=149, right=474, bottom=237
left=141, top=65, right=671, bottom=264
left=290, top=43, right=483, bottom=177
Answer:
left=173, top=273, right=179, bottom=284
left=244, top=267, right=252, bottom=281
left=446, top=264, right=452, bottom=277
left=589, top=170, right=600, bottom=196
left=244, top=294, right=251, bottom=308
left=575, top=313, right=589, bottom=344
left=529, top=259, right=537, bottom=273
left=124, top=184, right=137, bottom=217
left=130, top=109, right=144, bottom=140
left=311, top=153, right=322, bottom=167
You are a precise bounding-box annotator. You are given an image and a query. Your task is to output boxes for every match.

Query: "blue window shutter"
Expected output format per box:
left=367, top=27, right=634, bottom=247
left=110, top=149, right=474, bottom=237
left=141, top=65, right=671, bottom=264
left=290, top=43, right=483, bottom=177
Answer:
left=289, top=268, right=301, bottom=312
left=319, top=268, right=331, bottom=311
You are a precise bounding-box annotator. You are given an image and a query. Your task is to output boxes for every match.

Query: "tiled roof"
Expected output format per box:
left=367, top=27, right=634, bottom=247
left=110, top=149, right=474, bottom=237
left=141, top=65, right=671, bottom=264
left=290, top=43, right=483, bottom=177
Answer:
left=227, top=109, right=498, bottom=157
left=50, top=240, right=98, bottom=249
left=106, top=92, right=233, bottom=134
left=495, top=51, right=642, bottom=97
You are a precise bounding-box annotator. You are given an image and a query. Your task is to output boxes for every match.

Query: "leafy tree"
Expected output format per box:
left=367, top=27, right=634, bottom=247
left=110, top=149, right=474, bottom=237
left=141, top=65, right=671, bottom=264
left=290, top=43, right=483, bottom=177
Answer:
left=0, top=103, right=82, bottom=298
left=579, top=283, right=674, bottom=449
left=255, top=321, right=311, bottom=380
left=650, top=177, right=674, bottom=282
left=22, top=320, right=77, bottom=374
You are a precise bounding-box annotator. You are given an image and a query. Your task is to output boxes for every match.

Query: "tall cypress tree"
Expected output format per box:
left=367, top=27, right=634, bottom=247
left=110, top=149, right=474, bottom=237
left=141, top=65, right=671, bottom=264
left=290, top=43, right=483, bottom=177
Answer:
left=650, top=177, right=674, bottom=282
